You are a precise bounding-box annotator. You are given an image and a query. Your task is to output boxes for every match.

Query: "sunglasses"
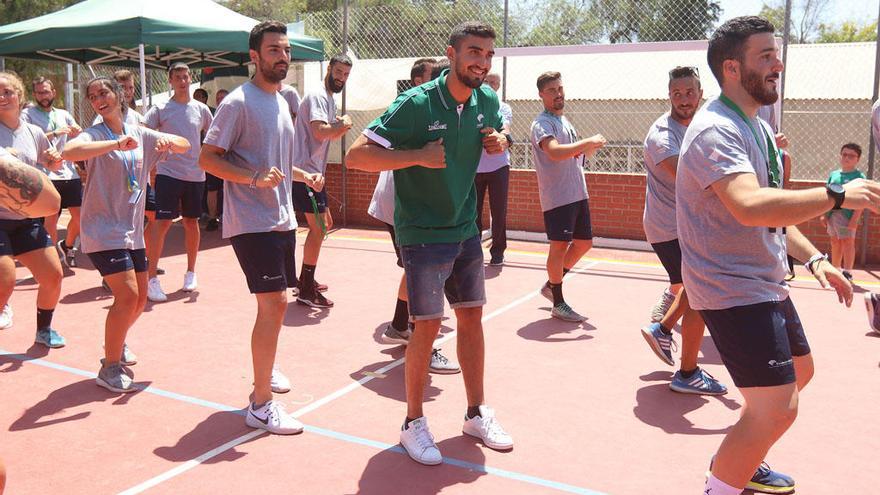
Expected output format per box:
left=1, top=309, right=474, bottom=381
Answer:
left=669, top=66, right=699, bottom=80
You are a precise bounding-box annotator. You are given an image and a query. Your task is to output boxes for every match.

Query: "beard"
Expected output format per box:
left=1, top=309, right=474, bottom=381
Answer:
left=327, top=77, right=345, bottom=93
left=259, top=59, right=288, bottom=84
left=552, top=99, right=564, bottom=111
left=453, top=62, right=486, bottom=89
left=37, top=97, right=54, bottom=109
left=672, top=105, right=696, bottom=121
left=742, top=66, right=779, bottom=105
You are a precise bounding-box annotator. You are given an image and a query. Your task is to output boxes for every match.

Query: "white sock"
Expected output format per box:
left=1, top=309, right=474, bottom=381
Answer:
left=703, top=474, right=742, bottom=495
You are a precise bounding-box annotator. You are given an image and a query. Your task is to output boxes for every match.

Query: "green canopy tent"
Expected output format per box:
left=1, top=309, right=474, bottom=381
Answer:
left=0, top=0, right=324, bottom=108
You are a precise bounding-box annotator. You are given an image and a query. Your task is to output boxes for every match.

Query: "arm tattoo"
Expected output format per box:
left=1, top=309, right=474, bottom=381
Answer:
left=0, top=157, right=44, bottom=214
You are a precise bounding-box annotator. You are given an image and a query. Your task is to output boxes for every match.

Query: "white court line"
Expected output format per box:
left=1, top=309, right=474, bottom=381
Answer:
left=118, top=262, right=599, bottom=494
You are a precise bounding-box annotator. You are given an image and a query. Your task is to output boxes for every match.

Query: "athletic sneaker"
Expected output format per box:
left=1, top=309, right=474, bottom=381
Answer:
left=35, top=328, right=65, bottom=348
left=245, top=400, right=303, bottom=435
left=271, top=368, right=291, bottom=393
left=297, top=290, right=334, bottom=308
left=429, top=348, right=460, bottom=374
left=746, top=462, right=795, bottom=494
left=121, top=344, right=138, bottom=366
left=488, top=255, right=504, bottom=266
left=292, top=280, right=329, bottom=296
left=864, top=292, right=880, bottom=334
left=540, top=282, right=553, bottom=302
left=462, top=405, right=514, bottom=450
left=147, top=277, right=167, bottom=302
left=0, top=304, right=13, bottom=329
left=400, top=417, right=442, bottom=465
left=205, top=217, right=220, bottom=231
left=57, top=239, right=77, bottom=268
left=842, top=270, right=854, bottom=281
left=640, top=322, right=676, bottom=366
left=670, top=368, right=727, bottom=395
left=96, top=361, right=135, bottom=393
left=182, top=271, right=198, bottom=292
left=650, top=287, right=676, bottom=323
left=551, top=302, right=585, bottom=322
left=380, top=324, right=412, bottom=345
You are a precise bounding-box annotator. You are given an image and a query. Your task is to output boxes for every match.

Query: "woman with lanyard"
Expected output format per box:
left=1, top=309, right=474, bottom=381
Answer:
left=64, top=77, right=190, bottom=393
left=0, top=71, right=66, bottom=348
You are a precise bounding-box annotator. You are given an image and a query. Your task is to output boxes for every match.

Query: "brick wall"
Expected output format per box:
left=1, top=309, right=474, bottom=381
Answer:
left=323, top=163, right=879, bottom=265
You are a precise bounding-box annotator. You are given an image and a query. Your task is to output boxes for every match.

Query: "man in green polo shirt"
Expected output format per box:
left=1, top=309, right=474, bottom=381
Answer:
left=346, top=21, right=514, bottom=466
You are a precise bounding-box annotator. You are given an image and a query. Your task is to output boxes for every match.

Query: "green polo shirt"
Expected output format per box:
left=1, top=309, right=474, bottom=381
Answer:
left=364, top=69, right=503, bottom=246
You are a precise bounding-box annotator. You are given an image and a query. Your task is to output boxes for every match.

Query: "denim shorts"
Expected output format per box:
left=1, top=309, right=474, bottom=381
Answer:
left=400, top=235, right=486, bottom=320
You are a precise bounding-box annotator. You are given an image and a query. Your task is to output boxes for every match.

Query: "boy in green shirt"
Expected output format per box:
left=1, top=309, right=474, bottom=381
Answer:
left=821, top=143, right=866, bottom=279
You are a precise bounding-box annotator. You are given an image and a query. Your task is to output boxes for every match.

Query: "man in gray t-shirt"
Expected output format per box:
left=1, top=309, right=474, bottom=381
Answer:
left=639, top=66, right=727, bottom=397
left=279, top=84, right=301, bottom=123
left=143, top=63, right=214, bottom=302
left=683, top=17, right=880, bottom=495
left=289, top=54, right=353, bottom=308
left=529, top=71, right=605, bottom=323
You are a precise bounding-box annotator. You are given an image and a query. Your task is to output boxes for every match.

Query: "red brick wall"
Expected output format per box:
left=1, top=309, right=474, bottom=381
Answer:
left=323, top=164, right=879, bottom=265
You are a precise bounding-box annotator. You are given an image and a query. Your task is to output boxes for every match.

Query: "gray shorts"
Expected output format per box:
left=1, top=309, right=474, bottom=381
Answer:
left=826, top=211, right=856, bottom=239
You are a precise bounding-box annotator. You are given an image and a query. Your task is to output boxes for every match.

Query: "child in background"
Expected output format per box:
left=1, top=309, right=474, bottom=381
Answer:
left=821, top=143, right=866, bottom=280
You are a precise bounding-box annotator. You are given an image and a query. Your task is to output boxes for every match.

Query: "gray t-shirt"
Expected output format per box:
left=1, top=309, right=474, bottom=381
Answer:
left=0, top=121, right=52, bottom=220
left=676, top=97, right=788, bottom=311
left=70, top=124, right=168, bottom=252
left=23, top=106, right=80, bottom=180
left=529, top=111, right=588, bottom=212
left=203, top=81, right=296, bottom=238
left=94, top=108, right=145, bottom=127
left=280, top=84, right=302, bottom=120
left=757, top=105, right=778, bottom=133
left=368, top=170, right=395, bottom=225
left=293, top=89, right=336, bottom=174
left=643, top=112, right=687, bottom=244
left=477, top=101, right=512, bottom=174
left=144, top=99, right=213, bottom=182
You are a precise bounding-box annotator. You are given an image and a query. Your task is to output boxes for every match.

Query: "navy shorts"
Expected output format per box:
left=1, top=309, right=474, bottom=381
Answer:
left=651, top=239, right=683, bottom=285
left=543, top=199, right=593, bottom=242
left=205, top=173, right=223, bottom=192
left=0, top=218, right=53, bottom=257
left=384, top=222, right=403, bottom=268
left=155, top=175, right=205, bottom=220
left=700, top=297, right=811, bottom=388
left=145, top=183, right=156, bottom=212
left=292, top=181, right=327, bottom=214
left=52, top=178, right=83, bottom=210
left=87, top=248, right=148, bottom=276
left=400, top=235, right=486, bottom=320
left=230, top=230, right=297, bottom=294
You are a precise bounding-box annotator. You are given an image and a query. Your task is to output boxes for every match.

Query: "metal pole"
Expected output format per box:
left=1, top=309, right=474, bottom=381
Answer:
left=340, top=0, right=350, bottom=228
left=501, top=0, right=509, bottom=101
left=778, top=0, right=792, bottom=130
left=138, top=44, right=148, bottom=112
left=859, top=4, right=880, bottom=266
left=65, top=64, right=74, bottom=114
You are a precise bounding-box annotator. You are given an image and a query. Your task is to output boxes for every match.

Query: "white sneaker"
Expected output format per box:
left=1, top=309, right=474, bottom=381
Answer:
left=182, top=271, right=197, bottom=292
left=147, top=277, right=167, bottom=302
left=271, top=368, right=291, bottom=393
left=0, top=304, right=13, bottom=329
left=400, top=417, right=442, bottom=465
left=245, top=400, right=303, bottom=435
left=462, top=405, right=514, bottom=450
left=429, top=348, right=461, bottom=374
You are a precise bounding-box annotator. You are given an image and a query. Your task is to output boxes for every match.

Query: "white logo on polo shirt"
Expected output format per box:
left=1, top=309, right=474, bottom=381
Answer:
left=427, top=120, right=447, bottom=131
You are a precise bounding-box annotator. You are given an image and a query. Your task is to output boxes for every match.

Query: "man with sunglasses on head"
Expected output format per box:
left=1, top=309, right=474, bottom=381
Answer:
left=640, top=66, right=727, bottom=397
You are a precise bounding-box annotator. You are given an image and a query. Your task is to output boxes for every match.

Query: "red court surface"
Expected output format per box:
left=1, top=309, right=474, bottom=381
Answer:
left=2, top=224, right=879, bottom=494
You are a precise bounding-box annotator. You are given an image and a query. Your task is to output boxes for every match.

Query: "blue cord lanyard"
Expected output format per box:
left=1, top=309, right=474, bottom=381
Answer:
left=100, top=122, right=139, bottom=192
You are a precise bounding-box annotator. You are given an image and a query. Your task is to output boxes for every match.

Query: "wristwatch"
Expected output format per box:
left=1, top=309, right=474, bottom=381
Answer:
left=804, top=253, right=828, bottom=275
left=825, top=183, right=845, bottom=210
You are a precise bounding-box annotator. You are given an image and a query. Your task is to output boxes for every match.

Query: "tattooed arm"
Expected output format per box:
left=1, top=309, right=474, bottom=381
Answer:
left=0, top=153, right=60, bottom=217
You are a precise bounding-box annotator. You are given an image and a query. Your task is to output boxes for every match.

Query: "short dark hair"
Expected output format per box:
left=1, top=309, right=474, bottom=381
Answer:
left=668, top=66, right=701, bottom=89
left=707, top=16, right=775, bottom=85
left=329, top=53, right=353, bottom=68
left=448, top=21, right=496, bottom=50
left=193, top=88, right=208, bottom=98
left=249, top=20, right=287, bottom=52
left=168, top=62, right=190, bottom=77
left=537, top=71, right=561, bottom=92
left=113, top=69, right=134, bottom=83
left=842, top=142, right=863, bottom=157
left=31, top=76, right=54, bottom=91
left=410, top=58, right=436, bottom=83
left=430, top=58, right=450, bottom=80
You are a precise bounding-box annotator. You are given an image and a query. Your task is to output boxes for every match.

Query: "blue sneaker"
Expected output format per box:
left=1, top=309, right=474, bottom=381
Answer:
left=640, top=322, right=675, bottom=366
left=746, top=461, right=795, bottom=494
left=864, top=292, right=880, bottom=335
left=670, top=367, right=727, bottom=395
left=35, top=328, right=66, bottom=348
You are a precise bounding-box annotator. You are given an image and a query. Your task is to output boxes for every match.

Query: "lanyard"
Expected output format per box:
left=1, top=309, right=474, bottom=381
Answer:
left=36, top=107, right=57, bottom=132
left=100, top=123, right=139, bottom=192
left=718, top=94, right=780, bottom=188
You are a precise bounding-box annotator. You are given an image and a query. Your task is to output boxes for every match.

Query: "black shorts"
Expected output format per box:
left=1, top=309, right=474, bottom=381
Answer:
left=205, top=173, right=224, bottom=192
left=87, top=248, right=148, bottom=276
left=700, top=297, right=811, bottom=388
left=52, top=178, right=83, bottom=210
left=292, top=181, right=327, bottom=214
left=230, top=230, right=297, bottom=294
left=384, top=222, right=403, bottom=268
left=651, top=239, right=683, bottom=285
left=543, top=199, right=593, bottom=242
left=145, top=184, right=156, bottom=212
left=155, top=175, right=205, bottom=220
left=0, top=218, right=53, bottom=257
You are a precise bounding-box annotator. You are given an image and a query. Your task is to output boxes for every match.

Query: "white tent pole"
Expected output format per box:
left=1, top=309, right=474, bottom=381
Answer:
left=138, top=43, right=147, bottom=112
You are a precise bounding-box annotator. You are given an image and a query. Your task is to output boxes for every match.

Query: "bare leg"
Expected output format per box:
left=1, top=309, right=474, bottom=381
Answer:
left=546, top=241, right=569, bottom=284
left=455, top=306, right=485, bottom=408
left=677, top=292, right=704, bottom=372
left=65, top=207, right=82, bottom=247
left=44, top=212, right=60, bottom=245
left=0, top=255, right=14, bottom=308
left=103, top=269, right=140, bottom=363
left=562, top=239, right=592, bottom=271
left=405, top=318, right=441, bottom=418
left=841, top=238, right=856, bottom=272
left=147, top=219, right=172, bottom=279
left=301, top=212, right=324, bottom=267
left=659, top=283, right=686, bottom=329
left=17, top=247, right=63, bottom=312
left=251, top=291, right=287, bottom=404
left=181, top=217, right=200, bottom=272
left=829, top=237, right=842, bottom=270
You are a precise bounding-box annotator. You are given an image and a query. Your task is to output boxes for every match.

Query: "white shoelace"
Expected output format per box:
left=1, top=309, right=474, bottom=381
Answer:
left=412, top=423, right=436, bottom=450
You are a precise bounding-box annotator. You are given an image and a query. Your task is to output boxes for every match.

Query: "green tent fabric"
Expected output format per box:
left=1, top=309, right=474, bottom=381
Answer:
left=0, top=0, right=324, bottom=67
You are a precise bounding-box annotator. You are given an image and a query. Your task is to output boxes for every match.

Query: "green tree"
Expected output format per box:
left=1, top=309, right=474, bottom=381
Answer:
left=222, top=0, right=306, bottom=21
left=520, top=0, right=602, bottom=46
left=759, top=0, right=831, bottom=43
left=591, top=0, right=721, bottom=43
left=817, top=21, right=877, bottom=43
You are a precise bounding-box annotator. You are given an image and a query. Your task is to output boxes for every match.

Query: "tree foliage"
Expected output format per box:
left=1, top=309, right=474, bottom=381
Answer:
left=591, top=0, right=721, bottom=43
left=817, top=21, right=877, bottom=43
left=759, top=0, right=831, bottom=43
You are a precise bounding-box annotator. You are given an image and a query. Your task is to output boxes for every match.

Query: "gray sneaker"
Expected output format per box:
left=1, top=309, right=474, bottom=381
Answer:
left=551, top=302, right=585, bottom=322
left=650, top=288, right=676, bottom=323
left=540, top=282, right=553, bottom=302
left=380, top=324, right=412, bottom=345
left=121, top=344, right=138, bottom=365
left=96, top=361, right=135, bottom=393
